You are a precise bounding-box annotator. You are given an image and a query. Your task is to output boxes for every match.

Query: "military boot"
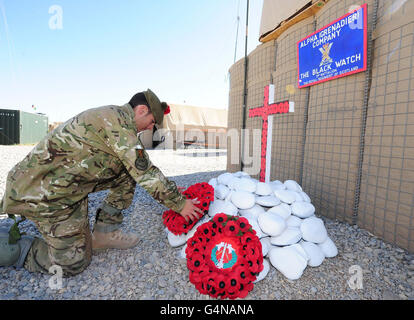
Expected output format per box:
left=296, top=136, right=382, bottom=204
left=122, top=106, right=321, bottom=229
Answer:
left=91, top=229, right=140, bottom=251
left=0, top=227, right=34, bottom=268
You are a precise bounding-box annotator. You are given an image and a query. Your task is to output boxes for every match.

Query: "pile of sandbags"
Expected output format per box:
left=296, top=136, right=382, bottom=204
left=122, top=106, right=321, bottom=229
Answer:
left=166, top=171, right=338, bottom=281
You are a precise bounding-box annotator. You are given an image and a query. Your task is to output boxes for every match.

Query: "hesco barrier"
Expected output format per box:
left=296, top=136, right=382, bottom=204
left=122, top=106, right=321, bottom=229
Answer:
left=227, top=0, right=414, bottom=252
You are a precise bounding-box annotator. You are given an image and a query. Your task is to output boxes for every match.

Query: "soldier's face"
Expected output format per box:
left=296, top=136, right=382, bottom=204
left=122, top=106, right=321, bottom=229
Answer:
left=134, top=105, right=156, bottom=132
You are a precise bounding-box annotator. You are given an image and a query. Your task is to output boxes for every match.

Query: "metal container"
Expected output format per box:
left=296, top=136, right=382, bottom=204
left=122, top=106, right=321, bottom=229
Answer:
left=0, top=109, right=48, bottom=145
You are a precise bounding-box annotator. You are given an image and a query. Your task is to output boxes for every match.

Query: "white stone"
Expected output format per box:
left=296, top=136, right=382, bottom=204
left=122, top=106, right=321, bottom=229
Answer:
left=233, top=171, right=250, bottom=178
left=291, top=201, right=315, bottom=218
left=256, top=195, right=281, bottom=207
left=208, top=178, right=218, bottom=189
left=167, top=231, right=187, bottom=247
left=231, top=191, right=255, bottom=209
left=286, top=215, right=302, bottom=228
left=270, top=180, right=284, bottom=187
left=284, top=180, right=303, bottom=192
left=293, top=192, right=304, bottom=202
left=244, top=216, right=267, bottom=238
left=269, top=245, right=308, bottom=280
left=239, top=204, right=265, bottom=219
left=290, top=243, right=308, bottom=261
left=255, top=182, right=273, bottom=196
left=267, top=203, right=291, bottom=220
left=179, top=244, right=187, bottom=259
left=300, top=217, right=328, bottom=244
left=270, top=227, right=302, bottom=246
left=299, top=191, right=311, bottom=203
left=234, top=178, right=257, bottom=193
left=214, top=184, right=230, bottom=200
left=217, top=172, right=233, bottom=185
left=253, top=259, right=270, bottom=283
left=260, top=237, right=271, bottom=257
left=318, top=237, right=338, bottom=258
left=274, top=189, right=296, bottom=204
left=208, top=199, right=238, bottom=217
left=257, top=212, right=286, bottom=237
left=300, top=241, right=325, bottom=267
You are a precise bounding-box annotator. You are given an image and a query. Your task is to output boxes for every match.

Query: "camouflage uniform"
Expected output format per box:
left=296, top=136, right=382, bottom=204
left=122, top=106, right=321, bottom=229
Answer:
left=1, top=103, right=186, bottom=276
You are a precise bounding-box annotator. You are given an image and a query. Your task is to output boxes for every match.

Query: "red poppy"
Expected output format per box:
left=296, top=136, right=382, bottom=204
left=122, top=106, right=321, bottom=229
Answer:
left=164, top=105, right=171, bottom=115
left=223, top=220, right=239, bottom=237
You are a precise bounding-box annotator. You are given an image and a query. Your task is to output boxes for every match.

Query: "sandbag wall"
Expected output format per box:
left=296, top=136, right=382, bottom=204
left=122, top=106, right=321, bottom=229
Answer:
left=227, top=0, right=414, bottom=252
left=358, top=0, right=414, bottom=251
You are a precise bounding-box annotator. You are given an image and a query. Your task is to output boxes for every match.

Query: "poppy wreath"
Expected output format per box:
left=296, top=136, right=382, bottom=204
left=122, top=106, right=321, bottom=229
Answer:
left=186, top=213, right=264, bottom=299
left=162, top=182, right=214, bottom=235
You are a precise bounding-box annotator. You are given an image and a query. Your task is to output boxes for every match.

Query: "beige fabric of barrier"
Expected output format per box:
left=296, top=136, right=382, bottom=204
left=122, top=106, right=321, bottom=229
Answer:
left=260, top=0, right=311, bottom=39
left=141, top=104, right=228, bottom=149
left=358, top=0, right=414, bottom=251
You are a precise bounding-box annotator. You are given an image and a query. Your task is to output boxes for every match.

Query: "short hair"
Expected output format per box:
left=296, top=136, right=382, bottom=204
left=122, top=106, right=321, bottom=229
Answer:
left=129, top=92, right=148, bottom=109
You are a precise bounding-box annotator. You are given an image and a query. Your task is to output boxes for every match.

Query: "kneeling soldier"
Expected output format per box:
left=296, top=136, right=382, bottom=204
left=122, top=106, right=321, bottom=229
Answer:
left=0, top=89, right=203, bottom=277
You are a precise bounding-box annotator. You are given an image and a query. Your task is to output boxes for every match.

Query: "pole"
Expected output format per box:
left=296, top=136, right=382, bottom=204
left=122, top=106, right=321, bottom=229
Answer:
left=240, top=0, right=249, bottom=171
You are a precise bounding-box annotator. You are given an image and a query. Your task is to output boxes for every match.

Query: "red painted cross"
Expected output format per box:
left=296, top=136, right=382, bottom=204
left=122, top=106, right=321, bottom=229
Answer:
left=248, top=85, right=293, bottom=182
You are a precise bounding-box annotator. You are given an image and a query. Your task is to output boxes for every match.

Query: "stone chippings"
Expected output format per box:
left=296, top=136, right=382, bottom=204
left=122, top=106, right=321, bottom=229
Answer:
left=0, top=146, right=413, bottom=300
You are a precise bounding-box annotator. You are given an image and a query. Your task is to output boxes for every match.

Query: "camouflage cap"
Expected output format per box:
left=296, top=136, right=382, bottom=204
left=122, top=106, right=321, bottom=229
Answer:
left=143, top=89, right=169, bottom=125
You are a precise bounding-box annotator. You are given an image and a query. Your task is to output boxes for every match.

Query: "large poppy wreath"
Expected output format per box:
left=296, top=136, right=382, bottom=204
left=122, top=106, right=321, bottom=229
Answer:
left=186, top=213, right=264, bottom=299
left=162, top=182, right=214, bottom=235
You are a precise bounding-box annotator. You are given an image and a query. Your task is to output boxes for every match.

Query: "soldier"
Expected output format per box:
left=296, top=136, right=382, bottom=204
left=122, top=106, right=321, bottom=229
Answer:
left=0, top=89, right=204, bottom=277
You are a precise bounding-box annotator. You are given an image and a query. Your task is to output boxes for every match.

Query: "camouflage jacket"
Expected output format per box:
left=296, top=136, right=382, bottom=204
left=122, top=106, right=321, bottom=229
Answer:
left=1, top=103, right=187, bottom=216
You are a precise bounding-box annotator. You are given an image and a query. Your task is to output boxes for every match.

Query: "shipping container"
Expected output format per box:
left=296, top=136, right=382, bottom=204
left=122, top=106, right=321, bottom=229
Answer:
left=0, top=109, right=48, bottom=145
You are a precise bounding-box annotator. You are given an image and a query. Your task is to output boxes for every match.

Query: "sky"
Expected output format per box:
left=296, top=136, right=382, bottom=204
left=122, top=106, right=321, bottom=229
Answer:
left=0, top=0, right=264, bottom=122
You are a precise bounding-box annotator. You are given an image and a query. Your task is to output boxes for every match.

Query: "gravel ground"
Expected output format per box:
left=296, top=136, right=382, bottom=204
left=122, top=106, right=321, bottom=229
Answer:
left=0, top=145, right=413, bottom=300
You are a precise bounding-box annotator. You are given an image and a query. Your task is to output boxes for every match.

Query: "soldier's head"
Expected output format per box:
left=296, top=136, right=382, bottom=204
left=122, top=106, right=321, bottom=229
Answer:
left=129, top=89, right=169, bottom=131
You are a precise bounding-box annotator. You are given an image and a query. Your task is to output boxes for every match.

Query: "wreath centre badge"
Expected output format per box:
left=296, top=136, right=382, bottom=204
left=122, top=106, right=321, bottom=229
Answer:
left=211, top=238, right=239, bottom=270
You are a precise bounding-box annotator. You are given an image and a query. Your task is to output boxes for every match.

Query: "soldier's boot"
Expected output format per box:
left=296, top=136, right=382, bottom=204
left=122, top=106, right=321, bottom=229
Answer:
left=0, top=227, right=34, bottom=268
left=91, top=229, right=140, bottom=251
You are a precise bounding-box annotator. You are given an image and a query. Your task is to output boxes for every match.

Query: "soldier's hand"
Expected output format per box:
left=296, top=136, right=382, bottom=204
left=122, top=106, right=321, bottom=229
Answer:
left=180, top=198, right=204, bottom=223
left=177, top=186, right=186, bottom=193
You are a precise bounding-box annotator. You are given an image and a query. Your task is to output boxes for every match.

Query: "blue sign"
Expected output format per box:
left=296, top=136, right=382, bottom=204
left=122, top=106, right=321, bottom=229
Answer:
left=297, top=4, right=367, bottom=88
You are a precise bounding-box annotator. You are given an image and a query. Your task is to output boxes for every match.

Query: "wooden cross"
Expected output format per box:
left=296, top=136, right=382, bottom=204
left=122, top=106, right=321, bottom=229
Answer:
left=248, top=84, right=294, bottom=182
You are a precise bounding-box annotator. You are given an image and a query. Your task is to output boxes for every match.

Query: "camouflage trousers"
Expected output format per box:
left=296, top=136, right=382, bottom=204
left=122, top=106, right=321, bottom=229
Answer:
left=22, top=171, right=136, bottom=277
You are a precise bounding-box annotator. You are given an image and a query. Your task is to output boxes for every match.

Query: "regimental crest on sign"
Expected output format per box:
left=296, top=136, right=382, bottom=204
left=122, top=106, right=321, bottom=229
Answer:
left=319, top=42, right=333, bottom=66
left=210, top=239, right=239, bottom=270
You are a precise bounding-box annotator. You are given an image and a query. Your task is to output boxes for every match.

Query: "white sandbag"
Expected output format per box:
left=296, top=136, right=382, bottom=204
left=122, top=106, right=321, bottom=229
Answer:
left=231, top=191, right=256, bottom=209
left=291, top=201, right=315, bottom=218
left=299, top=191, right=311, bottom=203
left=239, top=204, right=266, bottom=219
left=267, top=203, right=291, bottom=219
left=234, top=178, right=257, bottom=193
left=256, top=195, right=281, bottom=207
left=215, top=184, right=230, bottom=200
left=244, top=216, right=267, bottom=239
left=284, top=180, right=303, bottom=192
left=274, top=189, right=296, bottom=204
left=255, top=182, right=273, bottom=196
left=217, top=172, right=233, bottom=185
left=318, top=237, right=338, bottom=258
left=167, top=231, right=187, bottom=247
left=269, top=245, right=308, bottom=280
left=300, top=241, right=325, bottom=267
left=270, top=227, right=302, bottom=246
left=208, top=178, right=218, bottom=189
left=257, top=212, right=286, bottom=237
left=300, top=216, right=328, bottom=244
left=260, top=237, right=271, bottom=257
left=286, top=215, right=303, bottom=228
left=208, top=199, right=238, bottom=217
